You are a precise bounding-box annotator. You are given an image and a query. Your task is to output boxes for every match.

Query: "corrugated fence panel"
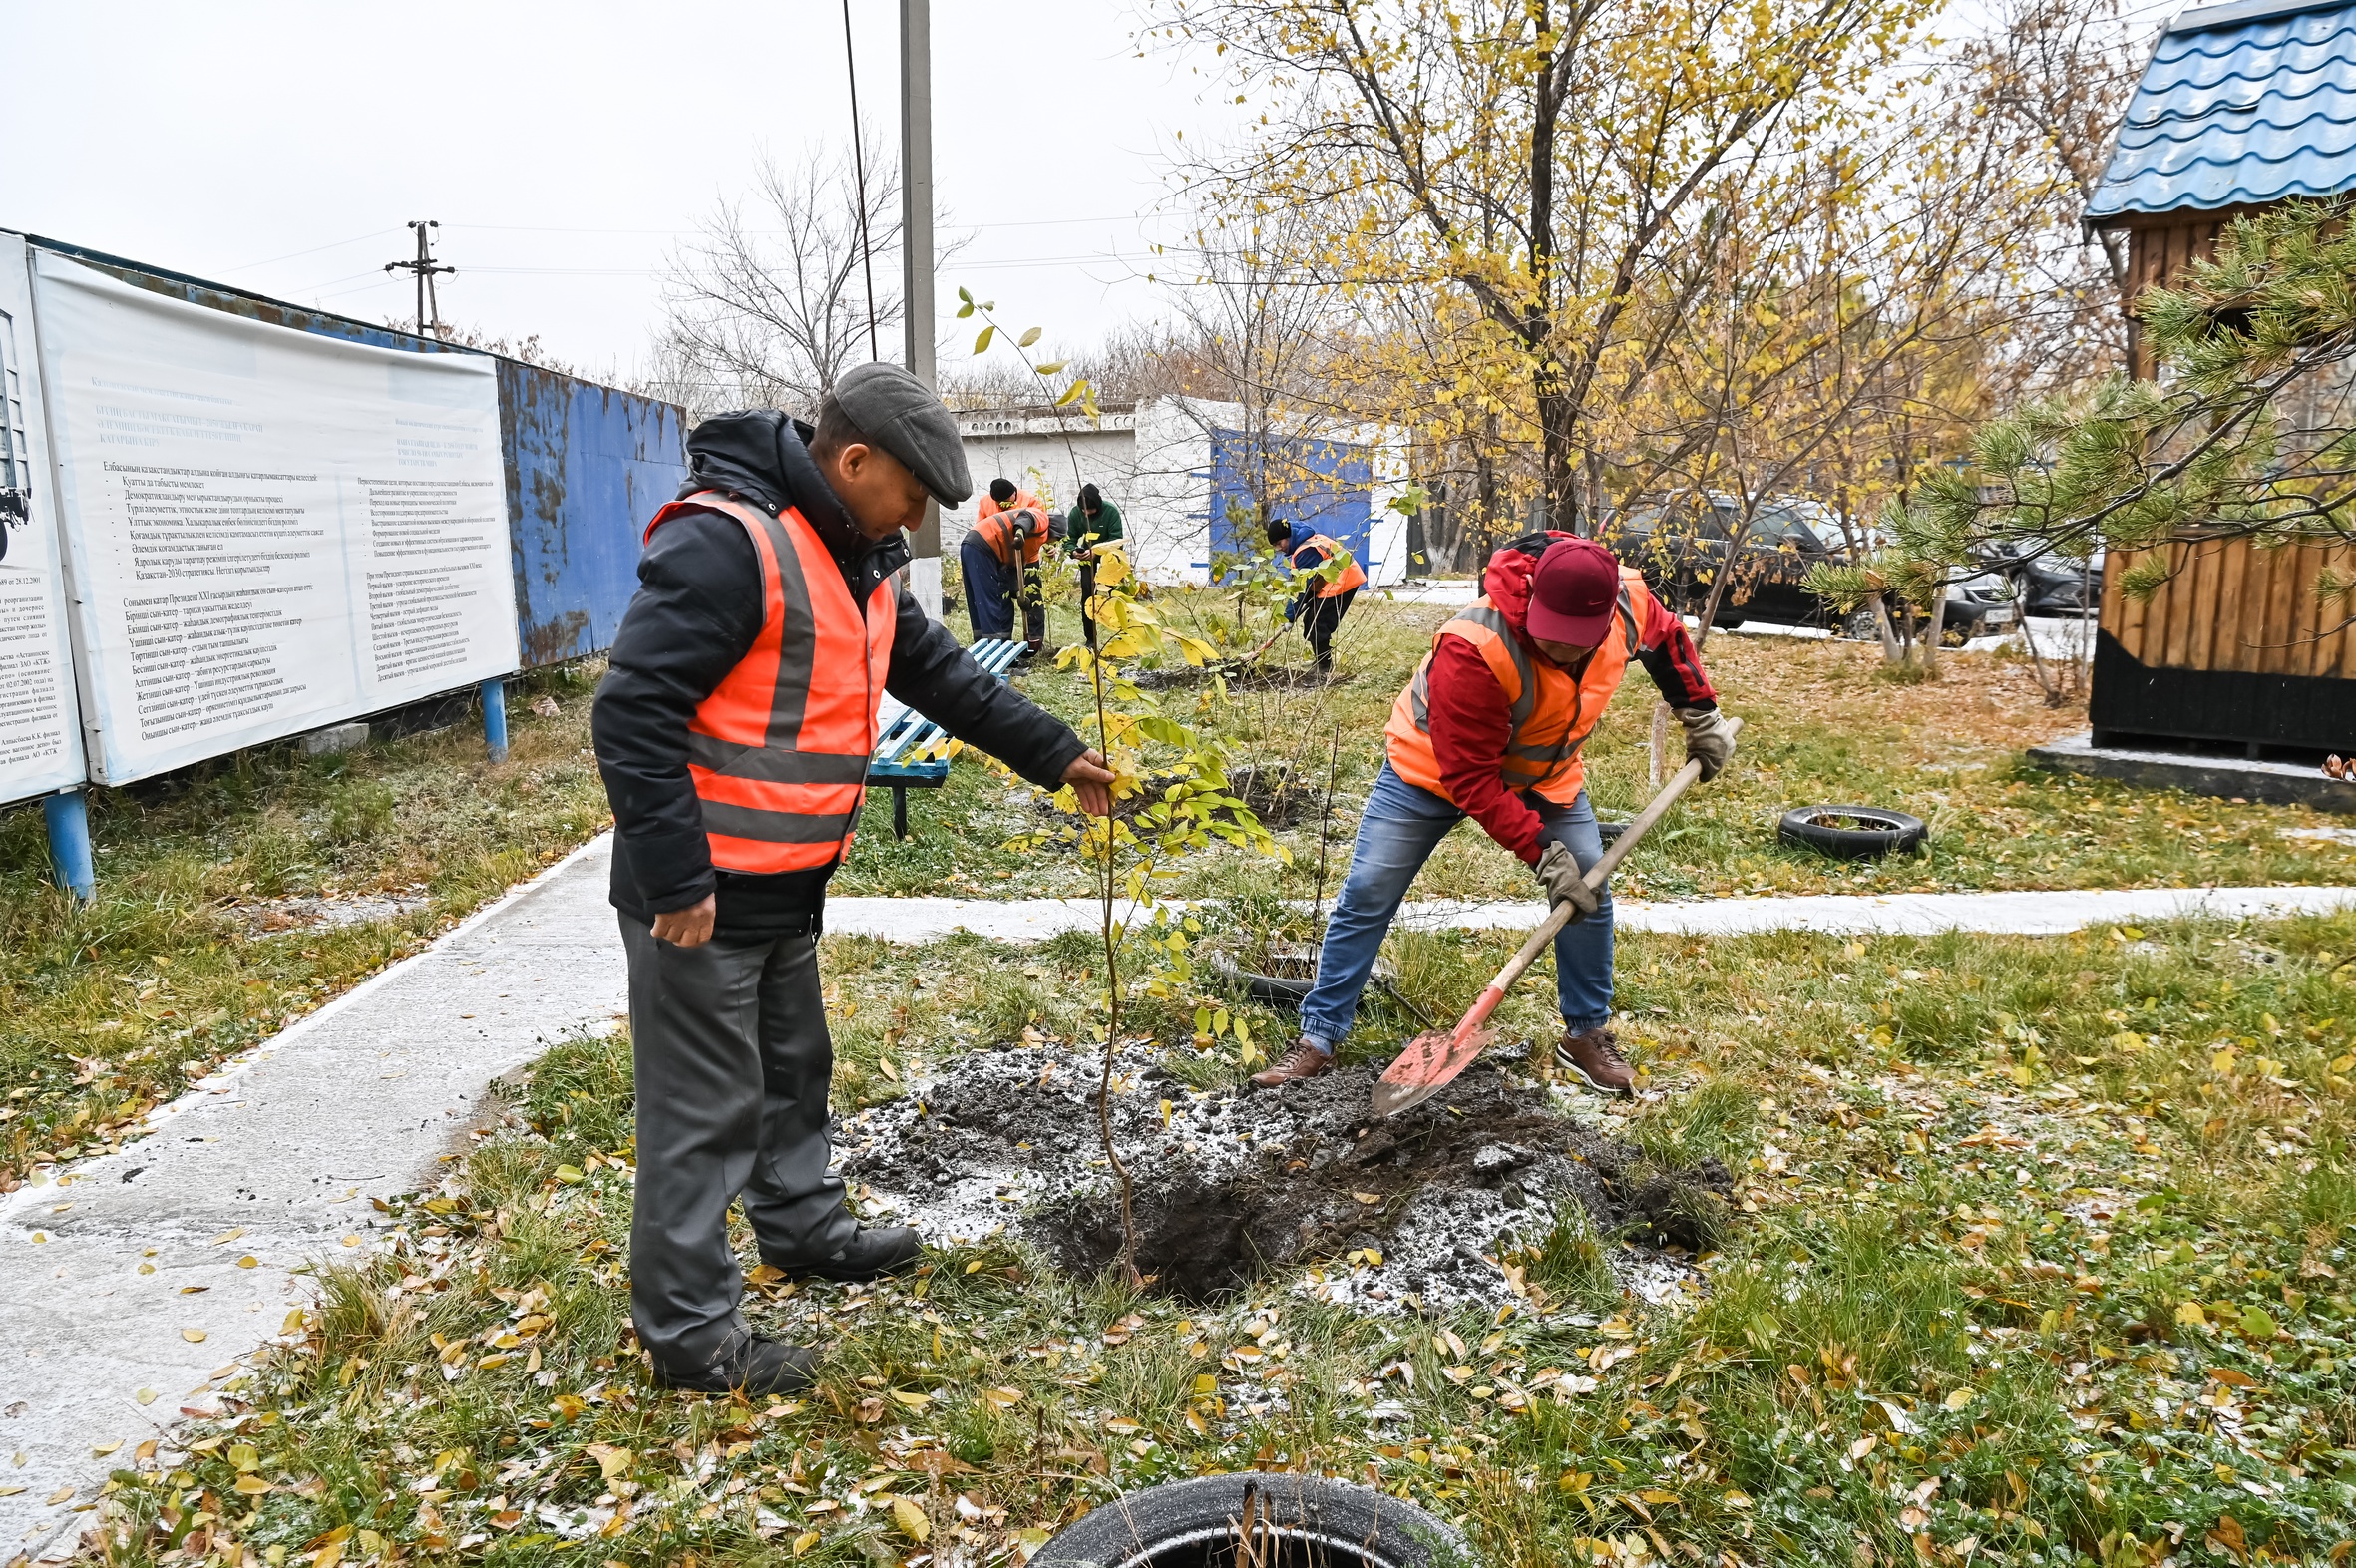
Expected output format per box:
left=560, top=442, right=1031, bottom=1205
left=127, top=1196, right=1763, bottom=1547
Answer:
left=500, top=363, right=685, bottom=667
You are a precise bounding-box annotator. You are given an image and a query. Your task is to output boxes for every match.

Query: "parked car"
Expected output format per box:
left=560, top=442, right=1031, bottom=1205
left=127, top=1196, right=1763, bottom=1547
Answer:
left=1980, top=544, right=2102, bottom=616
left=1610, top=496, right=2017, bottom=641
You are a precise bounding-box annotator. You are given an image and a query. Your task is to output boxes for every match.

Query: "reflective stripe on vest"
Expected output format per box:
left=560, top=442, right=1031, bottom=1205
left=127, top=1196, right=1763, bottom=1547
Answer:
left=1383, top=569, right=1649, bottom=806
left=1298, top=533, right=1369, bottom=597
left=643, top=491, right=898, bottom=874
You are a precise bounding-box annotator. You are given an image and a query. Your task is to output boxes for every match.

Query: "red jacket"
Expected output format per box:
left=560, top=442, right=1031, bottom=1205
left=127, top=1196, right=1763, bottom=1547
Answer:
left=1427, top=534, right=1717, bottom=865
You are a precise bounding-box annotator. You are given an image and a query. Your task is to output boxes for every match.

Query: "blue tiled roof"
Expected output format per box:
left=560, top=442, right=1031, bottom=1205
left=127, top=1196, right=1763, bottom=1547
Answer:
left=2087, top=0, right=2356, bottom=220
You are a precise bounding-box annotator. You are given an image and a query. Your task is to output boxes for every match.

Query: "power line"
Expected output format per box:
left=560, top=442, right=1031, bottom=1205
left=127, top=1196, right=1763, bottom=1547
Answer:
left=230, top=227, right=401, bottom=272
left=843, top=0, right=880, bottom=360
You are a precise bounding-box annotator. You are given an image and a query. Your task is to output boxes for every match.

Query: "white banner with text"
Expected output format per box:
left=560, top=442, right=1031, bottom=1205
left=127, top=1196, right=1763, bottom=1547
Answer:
left=31, top=252, right=518, bottom=784
left=0, top=235, right=86, bottom=805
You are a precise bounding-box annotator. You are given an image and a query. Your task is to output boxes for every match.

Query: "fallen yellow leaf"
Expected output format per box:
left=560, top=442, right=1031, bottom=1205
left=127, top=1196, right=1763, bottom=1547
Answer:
left=236, top=1256, right=258, bottom=1270
left=233, top=1474, right=270, bottom=1495
left=888, top=1389, right=929, bottom=1408
left=181, top=1329, right=206, bottom=1343
left=792, top=1533, right=819, bottom=1557
left=134, top=1388, right=158, bottom=1406
left=91, top=1441, right=121, bottom=1458
left=585, top=1443, right=632, bottom=1482
left=1943, top=1388, right=1973, bottom=1411
left=891, top=1497, right=930, bottom=1542
left=45, top=1486, right=73, bottom=1505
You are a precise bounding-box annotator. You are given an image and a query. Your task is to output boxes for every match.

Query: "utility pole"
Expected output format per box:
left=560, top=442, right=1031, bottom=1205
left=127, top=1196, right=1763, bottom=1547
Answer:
left=901, top=0, right=943, bottom=616
left=384, top=220, right=455, bottom=339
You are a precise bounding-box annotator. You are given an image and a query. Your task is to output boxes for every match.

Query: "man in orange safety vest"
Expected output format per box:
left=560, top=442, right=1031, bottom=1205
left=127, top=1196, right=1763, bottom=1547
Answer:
left=594, top=366, right=1114, bottom=1397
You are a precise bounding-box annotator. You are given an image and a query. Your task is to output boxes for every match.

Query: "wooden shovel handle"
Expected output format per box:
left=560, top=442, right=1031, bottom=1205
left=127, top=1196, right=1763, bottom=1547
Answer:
left=1479, top=714, right=1742, bottom=999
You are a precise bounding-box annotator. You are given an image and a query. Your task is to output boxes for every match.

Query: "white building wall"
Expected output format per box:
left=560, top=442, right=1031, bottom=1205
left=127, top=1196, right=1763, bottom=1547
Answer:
left=1126, top=397, right=1235, bottom=587
left=947, top=412, right=1138, bottom=554
left=950, top=397, right=1410, bottom=589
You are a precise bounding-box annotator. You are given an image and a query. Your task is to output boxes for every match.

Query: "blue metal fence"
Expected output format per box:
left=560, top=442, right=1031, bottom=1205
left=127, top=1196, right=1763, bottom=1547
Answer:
left=500, top=363, right=684, bottom=665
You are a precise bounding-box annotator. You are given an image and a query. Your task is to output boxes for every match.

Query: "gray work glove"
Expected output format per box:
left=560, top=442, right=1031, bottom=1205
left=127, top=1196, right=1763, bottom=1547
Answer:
left=1533, top=839, right=1600, bottom=923
left=1677, top=706, right=1736, bottom=782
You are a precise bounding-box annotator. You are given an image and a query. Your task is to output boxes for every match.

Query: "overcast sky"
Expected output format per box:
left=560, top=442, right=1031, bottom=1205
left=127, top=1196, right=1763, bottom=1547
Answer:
left=3, top=1, right=1235, bottom=383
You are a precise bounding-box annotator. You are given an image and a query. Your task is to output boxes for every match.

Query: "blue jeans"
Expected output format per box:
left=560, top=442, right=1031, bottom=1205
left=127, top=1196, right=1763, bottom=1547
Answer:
left=1299, top=762, right=1612, bottom=1051
left=961, top=532, right=1015, bottom=639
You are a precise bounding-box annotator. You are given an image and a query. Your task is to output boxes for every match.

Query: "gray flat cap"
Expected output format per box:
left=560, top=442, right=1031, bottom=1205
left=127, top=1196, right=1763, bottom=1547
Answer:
left=833, top=362, right=972, bottom=506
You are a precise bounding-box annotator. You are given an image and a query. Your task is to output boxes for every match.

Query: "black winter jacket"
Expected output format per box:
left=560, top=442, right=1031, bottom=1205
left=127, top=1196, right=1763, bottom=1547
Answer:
left=592, top=411, right=1087, bottom=939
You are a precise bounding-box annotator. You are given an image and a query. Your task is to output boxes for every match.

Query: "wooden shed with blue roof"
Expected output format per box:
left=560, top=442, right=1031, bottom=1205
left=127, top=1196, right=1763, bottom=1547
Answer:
left=2083, top=0, right=2356, bottom=757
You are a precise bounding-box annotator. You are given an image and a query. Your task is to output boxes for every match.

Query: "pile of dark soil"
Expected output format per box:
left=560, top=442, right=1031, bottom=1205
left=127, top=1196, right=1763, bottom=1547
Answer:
left=1125, top=662, right=1336, bottom=693
left=837, top=1042, right=1732, bottom=1308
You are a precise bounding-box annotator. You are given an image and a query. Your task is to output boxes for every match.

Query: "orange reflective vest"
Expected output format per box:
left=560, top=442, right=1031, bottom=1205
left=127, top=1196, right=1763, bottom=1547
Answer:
left=1295, top=533, right=1369, bottom=598
left=643, top=491, right=897, bottom=874
left=973, top=491, right=1052, bottom=568
left=1383, top=567, right=1651, bottom=805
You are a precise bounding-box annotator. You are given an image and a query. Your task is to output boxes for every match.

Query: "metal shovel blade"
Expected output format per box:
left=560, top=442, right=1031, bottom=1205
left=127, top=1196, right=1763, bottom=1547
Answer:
left=1369, top=1022, right=1497, bottom=1119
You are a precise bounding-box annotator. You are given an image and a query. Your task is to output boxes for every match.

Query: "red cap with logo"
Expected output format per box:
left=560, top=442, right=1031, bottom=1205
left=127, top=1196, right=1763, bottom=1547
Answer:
left=1525, top=538, right=1623, bottom=646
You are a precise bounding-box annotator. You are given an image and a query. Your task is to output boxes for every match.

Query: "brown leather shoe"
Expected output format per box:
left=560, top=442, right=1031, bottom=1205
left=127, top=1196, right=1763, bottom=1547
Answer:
left=1556, top=1026, right=1635, bottom=1095
left=1250, top=1038, right=1335, bottom=1089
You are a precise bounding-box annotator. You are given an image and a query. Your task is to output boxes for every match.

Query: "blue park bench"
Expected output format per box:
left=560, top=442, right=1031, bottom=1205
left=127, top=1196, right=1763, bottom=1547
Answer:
left=867, top=636, right=1026, bottom=838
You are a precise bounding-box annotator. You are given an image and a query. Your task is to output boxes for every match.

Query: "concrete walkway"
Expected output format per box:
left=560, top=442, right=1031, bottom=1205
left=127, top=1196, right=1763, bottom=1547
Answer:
left=826, top=882, right=2356, bottom=943
left=9, top=834, right=2356, bottom=1559
left=0, top=840, right=626, bottom=1564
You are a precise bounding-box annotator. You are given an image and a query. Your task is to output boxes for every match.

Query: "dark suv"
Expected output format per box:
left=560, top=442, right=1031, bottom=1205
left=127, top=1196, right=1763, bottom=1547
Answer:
left=1610, top=496, right=2017, bottom=640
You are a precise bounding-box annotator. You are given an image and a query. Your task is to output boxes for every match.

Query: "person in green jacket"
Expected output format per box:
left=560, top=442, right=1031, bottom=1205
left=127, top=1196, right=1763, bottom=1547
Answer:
left=1067, top=484, right=1125, bottom=646
left=1067, top=483, right=1123, bottom=550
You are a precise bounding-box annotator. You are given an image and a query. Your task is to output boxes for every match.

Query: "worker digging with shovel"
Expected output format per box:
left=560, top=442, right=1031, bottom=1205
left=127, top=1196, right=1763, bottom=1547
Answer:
left=1252, top=532, right=1736, bottom=1095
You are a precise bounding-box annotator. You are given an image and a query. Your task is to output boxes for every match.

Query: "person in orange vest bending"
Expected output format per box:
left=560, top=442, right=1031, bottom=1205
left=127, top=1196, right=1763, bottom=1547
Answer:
left=592, top=367, right=1115, bottom=1397
left=1267, top=516, right=1369, bottom=674
left=1251, top=533, right=1737, bottom=1096
left=962, top=478, right=1060, bottom=654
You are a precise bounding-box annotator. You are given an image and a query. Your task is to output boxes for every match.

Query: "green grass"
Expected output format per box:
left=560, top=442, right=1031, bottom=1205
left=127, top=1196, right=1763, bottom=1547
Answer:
left=835, top=587, right=2356, bottom=908
left=86, top=913, right=2356, bottom=1567
left=0, top=661, right=614, bottom=1186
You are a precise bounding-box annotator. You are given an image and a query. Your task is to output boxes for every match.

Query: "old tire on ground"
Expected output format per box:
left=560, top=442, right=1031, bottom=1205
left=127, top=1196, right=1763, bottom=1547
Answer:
left=1778, top=805, right=1928, bottom=859
left=1034, top=1473, right=1474, bottom=1568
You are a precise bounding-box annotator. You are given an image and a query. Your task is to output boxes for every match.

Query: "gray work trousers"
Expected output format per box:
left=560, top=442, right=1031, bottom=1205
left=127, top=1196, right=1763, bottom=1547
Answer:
left=619, top=915, right=857, bottom=1372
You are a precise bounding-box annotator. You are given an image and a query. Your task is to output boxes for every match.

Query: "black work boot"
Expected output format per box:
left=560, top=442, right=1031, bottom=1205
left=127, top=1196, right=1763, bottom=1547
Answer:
left=652, top=1334, right=819, bottom=1397
left=769, top=1224, right=924, bottom=1284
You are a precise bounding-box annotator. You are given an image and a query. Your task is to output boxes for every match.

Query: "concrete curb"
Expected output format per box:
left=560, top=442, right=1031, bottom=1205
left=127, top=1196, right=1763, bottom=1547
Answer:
left=2029, top=730, right=2356, bottom=814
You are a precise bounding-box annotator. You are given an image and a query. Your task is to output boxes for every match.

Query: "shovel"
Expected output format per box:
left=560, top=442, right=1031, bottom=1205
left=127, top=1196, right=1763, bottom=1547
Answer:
left=1370, top=715, right=1742, bottom=1118
left=1207, top=624, right=1290, bottom=678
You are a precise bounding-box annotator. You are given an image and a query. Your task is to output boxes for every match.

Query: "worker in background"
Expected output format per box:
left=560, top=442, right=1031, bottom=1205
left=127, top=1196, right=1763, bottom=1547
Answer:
left=962, top=478, right=1059, bottom=655
left=1252, top=533, right=1736, bottom=1095
left=1067, top=483, right=1124, bottom=647
left=593, top=368, right=1114, bottom=1397
left=1268, top=515, right=1367, bottom=675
